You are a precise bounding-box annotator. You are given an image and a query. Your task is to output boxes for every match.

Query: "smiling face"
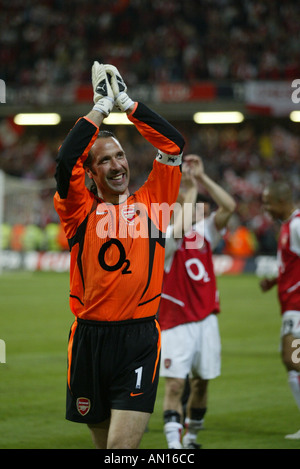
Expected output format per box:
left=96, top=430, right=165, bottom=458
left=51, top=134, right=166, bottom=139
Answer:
left=85, top=136, right=130, bottom=204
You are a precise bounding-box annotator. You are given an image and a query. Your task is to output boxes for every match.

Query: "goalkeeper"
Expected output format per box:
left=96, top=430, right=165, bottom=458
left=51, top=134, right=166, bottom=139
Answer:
left=54, top=62, right=184, bottom=449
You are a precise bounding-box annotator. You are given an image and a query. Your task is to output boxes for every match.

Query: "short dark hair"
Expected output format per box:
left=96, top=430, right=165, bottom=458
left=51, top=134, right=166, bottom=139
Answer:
left=266, top=181, right=293, bottom=203
left=98, top=129, right=117, bottom=139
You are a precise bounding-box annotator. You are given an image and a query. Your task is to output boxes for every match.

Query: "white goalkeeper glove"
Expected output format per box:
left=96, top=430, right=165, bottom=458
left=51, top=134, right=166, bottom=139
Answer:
left=91, top=61, right=114, bottom=116
left=104, top=64, right=134, bottom=112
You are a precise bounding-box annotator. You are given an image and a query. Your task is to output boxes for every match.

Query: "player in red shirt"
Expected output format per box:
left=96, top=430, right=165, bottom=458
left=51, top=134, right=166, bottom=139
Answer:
left=158, top=155, right=236, bottom=449
left=260, top=181, right=300, bottom=440
left=54, top=62, right=184, bottom=449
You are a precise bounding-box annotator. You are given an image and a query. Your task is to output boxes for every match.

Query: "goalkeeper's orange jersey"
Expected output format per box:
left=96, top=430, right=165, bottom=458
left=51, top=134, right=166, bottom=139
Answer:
left=54, top=102, right=184, bottom=322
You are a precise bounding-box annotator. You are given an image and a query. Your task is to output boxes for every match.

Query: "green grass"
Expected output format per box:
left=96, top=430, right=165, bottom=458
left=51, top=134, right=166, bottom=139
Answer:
left=0, top=272, right=299, bottom=449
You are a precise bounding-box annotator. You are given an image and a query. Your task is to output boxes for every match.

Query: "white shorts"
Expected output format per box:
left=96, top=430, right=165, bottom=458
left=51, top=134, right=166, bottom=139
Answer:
left=160, top=314, right=221, bottom=380
left=280, top=311, right=300, bottom=339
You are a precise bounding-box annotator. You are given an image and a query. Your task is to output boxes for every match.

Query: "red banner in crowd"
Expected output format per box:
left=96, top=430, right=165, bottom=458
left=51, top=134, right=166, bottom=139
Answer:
left=156, top=83, right=216, bottom=102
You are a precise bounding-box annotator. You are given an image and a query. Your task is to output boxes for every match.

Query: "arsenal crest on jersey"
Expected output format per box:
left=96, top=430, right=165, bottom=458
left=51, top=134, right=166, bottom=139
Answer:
left=76, top=397, right=91, bottom=416
left=121, top=205, right=137, bottom=225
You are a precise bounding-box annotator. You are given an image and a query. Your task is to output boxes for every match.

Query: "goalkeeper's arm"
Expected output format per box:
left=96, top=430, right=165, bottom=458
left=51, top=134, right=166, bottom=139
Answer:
left=105, top=63, right=184, bottom=157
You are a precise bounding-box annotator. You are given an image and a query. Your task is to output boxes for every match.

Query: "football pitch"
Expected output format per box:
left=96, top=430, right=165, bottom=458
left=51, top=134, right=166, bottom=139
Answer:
left=0, top=271, right=299, bottom=449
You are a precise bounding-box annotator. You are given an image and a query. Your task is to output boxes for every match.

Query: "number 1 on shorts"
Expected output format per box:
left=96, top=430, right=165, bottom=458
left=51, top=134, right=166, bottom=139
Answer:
left=134, top=366, right=143, bottom=389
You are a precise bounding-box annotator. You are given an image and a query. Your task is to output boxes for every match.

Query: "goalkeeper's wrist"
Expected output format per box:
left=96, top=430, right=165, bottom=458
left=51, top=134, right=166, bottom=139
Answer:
left=93, top=98, right=114, bottom=117
left=116, top=92, right=134, bottom=112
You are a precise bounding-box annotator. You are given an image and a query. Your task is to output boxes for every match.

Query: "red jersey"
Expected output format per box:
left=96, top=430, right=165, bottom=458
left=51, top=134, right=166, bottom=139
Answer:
left=54, top=102, right=184, bottom=322
left=158, top=213, right=223, bottom=331
left=277, top=209, right=300, bottom=314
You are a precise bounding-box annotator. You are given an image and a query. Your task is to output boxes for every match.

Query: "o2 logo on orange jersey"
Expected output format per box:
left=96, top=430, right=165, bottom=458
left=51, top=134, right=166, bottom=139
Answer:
left=98, top=239, right=131, bottom=274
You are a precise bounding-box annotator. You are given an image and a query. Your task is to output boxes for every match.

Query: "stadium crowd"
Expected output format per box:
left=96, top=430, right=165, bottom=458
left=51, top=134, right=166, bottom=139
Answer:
left=1, top=0, right=300, bottom=87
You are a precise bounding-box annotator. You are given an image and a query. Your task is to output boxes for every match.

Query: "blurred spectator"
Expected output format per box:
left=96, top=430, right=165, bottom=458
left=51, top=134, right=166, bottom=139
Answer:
left=224, top=224, right=258, bottom=258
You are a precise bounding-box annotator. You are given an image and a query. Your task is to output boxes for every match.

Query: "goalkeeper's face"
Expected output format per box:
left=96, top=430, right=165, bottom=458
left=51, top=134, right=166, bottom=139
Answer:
left=86, top=136, right=130, bottom=203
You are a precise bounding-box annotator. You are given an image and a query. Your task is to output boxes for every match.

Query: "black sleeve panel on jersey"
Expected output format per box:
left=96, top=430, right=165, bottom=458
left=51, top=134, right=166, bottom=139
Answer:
left=68, top=213, right=89, bottom=291
left=55, top=118, right=98, bottom=199
left=131, top=102, right=185, bottom=153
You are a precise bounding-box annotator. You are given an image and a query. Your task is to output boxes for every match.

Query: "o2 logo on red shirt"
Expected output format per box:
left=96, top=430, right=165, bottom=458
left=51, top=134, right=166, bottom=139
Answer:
left=185, top=258, right=210, bottom=282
